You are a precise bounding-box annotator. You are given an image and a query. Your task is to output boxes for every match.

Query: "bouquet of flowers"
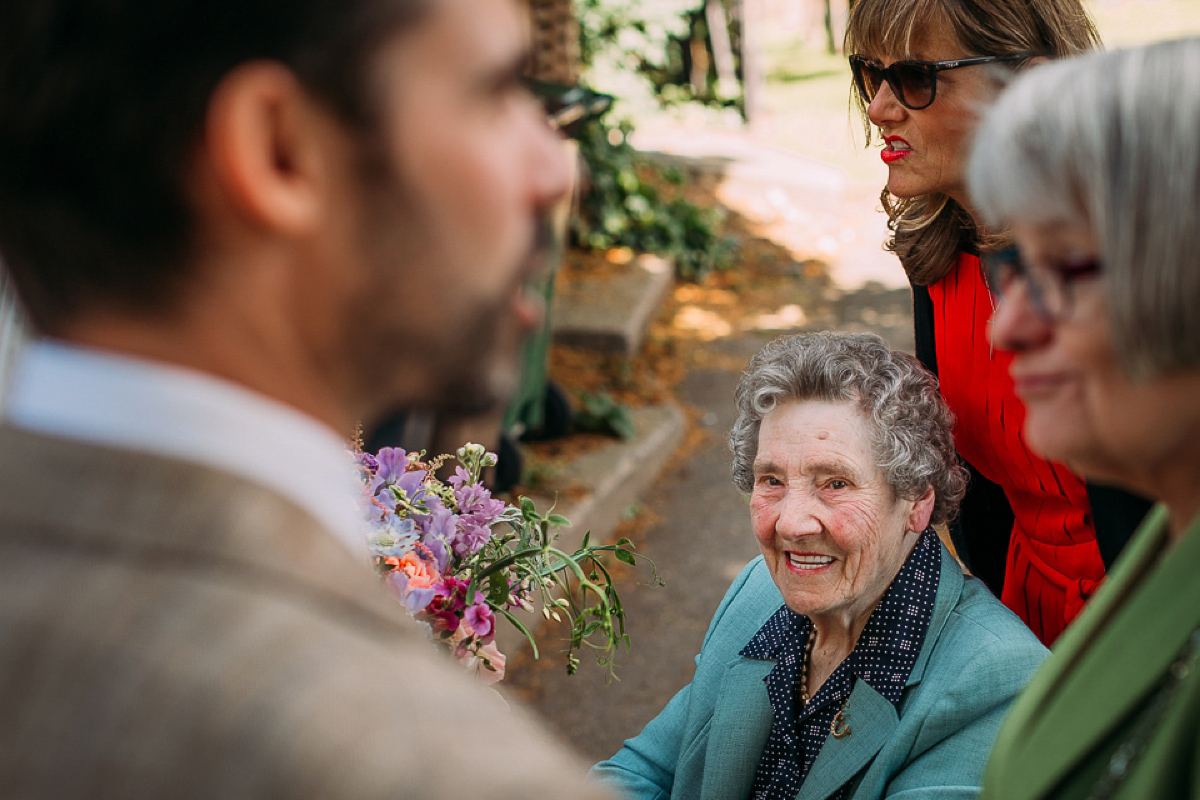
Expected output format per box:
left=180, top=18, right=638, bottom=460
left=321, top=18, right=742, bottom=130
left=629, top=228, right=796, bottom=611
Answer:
left=355, top=442, right=649, bottom=683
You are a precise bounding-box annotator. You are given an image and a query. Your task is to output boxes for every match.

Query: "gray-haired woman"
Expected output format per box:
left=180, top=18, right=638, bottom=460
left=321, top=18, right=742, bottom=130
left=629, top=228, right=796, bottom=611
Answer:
left=966, top=37, right=1200, bottom=800
left=594, top=332, right=1046, bottom=800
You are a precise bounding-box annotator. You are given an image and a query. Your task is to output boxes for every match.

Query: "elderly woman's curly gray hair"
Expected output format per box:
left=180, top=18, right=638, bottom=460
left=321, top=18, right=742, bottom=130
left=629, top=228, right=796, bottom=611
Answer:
left=730, top=332, right=967, bottom=526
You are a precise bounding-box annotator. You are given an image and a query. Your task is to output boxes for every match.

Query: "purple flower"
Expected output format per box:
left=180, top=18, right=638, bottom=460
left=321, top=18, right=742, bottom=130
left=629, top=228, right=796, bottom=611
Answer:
left=464, top=603, right=495, bottom=641
left=421, top=536, right=450, bottom=574
left=416, top=500, right=456, bottom=571
left=418, top=498, right=456, bottom=538
left=453, top=478, right=504, bottom=518
left=368, top=447, right=428, bottom=507
left=447, top=466, right=471, bottom=489
left=452, top=514, right=494, bottom=557
left=375, top=447, right=409, bottom=483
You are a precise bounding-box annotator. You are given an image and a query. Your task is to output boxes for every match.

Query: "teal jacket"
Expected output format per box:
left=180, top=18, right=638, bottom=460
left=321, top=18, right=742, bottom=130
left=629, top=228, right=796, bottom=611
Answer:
left=593, top=546, right=1047, bottom=800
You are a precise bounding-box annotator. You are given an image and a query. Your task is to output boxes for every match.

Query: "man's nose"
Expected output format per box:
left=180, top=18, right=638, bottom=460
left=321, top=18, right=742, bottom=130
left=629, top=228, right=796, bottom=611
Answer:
left=527, top=112, right=573, bottom=209
left=990, top=281, right=1054, bottom=353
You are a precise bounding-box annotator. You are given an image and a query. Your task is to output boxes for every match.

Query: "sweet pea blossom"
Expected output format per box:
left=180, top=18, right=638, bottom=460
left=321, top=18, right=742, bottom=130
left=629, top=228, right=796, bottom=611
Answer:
left=382, top=550, right=441, bottom=613
left=427, top=577, right=469, bottom=633
left=464, top=603, right=495, bottom=641
left=455, top=639, right=507, bottom=685
left=371, top=447, right=427, bottom=506
left=416, top=499, right=456, bottom=571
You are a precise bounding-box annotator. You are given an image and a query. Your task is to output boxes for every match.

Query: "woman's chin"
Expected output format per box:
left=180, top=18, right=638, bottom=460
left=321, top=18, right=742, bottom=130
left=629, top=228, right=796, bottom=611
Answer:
left=1023, top=413, right=1123, bottom=485
left=1022, top=414, right=1080, bottom=465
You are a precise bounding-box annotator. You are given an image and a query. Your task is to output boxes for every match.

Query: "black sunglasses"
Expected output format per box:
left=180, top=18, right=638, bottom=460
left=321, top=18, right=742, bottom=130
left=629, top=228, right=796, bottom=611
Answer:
left=983, top=245, right=1102, bottom=322
left=849, top=54, right=1029, bottom=111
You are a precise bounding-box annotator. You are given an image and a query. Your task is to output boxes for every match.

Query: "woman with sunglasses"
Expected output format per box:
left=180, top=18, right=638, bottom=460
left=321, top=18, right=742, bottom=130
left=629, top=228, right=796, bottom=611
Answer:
left=843, top=0, right=1151, bottom=646
left=967, top=37, right=1200, bottom=800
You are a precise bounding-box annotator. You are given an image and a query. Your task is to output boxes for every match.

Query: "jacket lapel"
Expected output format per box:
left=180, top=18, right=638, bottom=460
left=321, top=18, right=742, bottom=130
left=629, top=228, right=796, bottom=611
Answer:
left=700, top=546, right=965, bottom=800
left=796, top=682, right=898, bottom=800
left=1000, top=506, right=1200, bottom=800
left=909, top=545, right=963, bottom=684
left=794, top=547, right=962, bottom=800
left=701, top=656, right=775, bottom=800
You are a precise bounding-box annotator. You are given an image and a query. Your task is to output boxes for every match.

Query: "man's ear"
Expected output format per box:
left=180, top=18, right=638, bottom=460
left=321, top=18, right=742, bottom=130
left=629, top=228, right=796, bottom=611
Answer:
left=202, top=61, right=338, bottom=235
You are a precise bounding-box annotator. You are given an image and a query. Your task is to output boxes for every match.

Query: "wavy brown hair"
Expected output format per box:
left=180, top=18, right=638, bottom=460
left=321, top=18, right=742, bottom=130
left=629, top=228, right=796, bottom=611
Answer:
left=844, top=0, right=1100, bottom=285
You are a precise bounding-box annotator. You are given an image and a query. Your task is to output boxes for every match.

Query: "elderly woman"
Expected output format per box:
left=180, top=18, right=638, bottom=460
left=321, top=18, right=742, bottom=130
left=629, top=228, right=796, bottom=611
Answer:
left=966, top=38, right=1200, bottom=800
left=843, top=0, right=1150, bottom=645
left=593, top=332, right=1046, bottom=800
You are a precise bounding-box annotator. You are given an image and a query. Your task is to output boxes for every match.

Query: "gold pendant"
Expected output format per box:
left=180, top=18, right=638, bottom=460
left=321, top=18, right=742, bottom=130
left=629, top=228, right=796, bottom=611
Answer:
left=831, top=705, right=851, bottom=739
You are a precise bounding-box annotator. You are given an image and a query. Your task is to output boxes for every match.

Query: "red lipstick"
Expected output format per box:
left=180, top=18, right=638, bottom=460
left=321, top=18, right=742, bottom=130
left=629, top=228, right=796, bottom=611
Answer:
left=882, top=136, right=912, bottom=164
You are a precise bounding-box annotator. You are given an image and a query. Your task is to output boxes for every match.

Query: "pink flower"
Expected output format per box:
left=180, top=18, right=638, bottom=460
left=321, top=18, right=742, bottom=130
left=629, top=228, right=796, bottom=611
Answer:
left=450, top=625, right=507, bottom=685
left=469, top=642, right=507, bottom=685
left=464, top=603, right=495, bottom=641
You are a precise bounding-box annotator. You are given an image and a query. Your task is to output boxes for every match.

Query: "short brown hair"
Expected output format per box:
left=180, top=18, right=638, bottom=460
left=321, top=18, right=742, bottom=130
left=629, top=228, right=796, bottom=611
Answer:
left=0, top=0, right=428, bottom=333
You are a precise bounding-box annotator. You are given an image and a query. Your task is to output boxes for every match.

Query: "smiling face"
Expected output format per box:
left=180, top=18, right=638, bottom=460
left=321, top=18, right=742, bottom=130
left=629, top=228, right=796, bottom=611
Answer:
left=865, top=27, right=1002, bottom=205
left=749, top=400, right=932, bottom=629
left=990, top=219, right=1200, bottom=499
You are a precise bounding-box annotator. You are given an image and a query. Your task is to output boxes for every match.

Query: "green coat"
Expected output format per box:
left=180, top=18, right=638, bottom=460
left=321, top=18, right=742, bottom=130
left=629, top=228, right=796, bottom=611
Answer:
left=981, top=505, right=1200, bottom=800
left=594, top=546, right=1047, bottom=800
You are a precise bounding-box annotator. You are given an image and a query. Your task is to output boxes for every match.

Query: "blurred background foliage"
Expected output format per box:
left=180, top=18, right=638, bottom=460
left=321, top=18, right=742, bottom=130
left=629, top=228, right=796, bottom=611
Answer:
left=570, top=0, right=744, bottom=280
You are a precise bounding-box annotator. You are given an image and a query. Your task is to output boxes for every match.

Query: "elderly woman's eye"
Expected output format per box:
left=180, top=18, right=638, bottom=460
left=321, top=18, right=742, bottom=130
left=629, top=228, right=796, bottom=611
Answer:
left=827, top=479, right=850, bottom=490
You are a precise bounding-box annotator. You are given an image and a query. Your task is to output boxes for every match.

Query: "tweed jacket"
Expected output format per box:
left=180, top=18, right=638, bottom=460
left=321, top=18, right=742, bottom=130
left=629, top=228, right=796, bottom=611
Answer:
left=980, top=505, right=1200, bottom=800
left=593, top=547, right=1047, bottom=800
left=0, top=425, right=610, bottom=800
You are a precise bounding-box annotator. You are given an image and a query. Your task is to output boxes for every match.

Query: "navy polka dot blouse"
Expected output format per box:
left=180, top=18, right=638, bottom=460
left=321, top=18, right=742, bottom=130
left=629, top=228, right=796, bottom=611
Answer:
left=740, top=528, right=941, bottom=800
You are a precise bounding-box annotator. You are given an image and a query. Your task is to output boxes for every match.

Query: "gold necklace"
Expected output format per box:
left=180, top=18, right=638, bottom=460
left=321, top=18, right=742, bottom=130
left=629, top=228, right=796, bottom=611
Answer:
left=799, top=631, right=817, bottom=706
left=800, top=631, right=852, bottom=738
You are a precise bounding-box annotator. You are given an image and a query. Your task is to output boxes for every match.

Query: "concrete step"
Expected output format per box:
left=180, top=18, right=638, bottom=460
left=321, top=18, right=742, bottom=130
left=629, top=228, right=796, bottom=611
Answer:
left=551, top=254, right=674, bottom=356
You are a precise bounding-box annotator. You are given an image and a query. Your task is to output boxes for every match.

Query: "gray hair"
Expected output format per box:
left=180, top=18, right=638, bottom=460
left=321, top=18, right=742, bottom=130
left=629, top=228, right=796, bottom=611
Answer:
left=968, top=37, right=1200, bottom=380
left=729, top=332, right=967, bottom=526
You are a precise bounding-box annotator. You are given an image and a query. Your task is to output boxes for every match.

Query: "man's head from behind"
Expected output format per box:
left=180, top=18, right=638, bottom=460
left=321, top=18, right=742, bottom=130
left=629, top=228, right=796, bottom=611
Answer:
left=0, top=0, right=570, bottom=429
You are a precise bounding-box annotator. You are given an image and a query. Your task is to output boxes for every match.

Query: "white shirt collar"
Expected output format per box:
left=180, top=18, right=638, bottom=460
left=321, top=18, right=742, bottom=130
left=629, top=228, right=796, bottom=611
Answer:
left=5, top=339, right=366, bottom=557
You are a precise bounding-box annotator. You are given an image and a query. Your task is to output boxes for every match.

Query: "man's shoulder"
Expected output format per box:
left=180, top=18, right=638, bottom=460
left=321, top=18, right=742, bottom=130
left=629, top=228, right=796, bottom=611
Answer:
left=0, top=422, right=404, bottom=620
left=0, top=425, right=611, bottom=799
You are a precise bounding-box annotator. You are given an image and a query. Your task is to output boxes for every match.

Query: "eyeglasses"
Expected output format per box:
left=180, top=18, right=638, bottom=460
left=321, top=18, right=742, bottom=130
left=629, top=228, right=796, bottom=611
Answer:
left=983, top=245, right=1102, bottom=322
left=849, top=54, right=1029, bottom=111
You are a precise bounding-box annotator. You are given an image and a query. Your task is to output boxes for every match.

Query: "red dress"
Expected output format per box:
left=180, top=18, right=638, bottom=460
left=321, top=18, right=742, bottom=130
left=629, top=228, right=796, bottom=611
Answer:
left=929, top=252, right=1105, bottom=644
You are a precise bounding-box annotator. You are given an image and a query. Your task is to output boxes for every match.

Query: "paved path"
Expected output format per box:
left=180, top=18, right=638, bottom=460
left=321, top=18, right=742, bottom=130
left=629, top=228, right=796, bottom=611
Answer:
left=506, top=334, right=767, bottom=762
left=505, top=125, right=916, bottom=764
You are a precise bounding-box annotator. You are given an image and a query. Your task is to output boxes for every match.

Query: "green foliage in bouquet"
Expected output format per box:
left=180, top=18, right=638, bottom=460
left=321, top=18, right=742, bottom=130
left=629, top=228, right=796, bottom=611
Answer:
left=359, top=443, right=658, bottom=681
